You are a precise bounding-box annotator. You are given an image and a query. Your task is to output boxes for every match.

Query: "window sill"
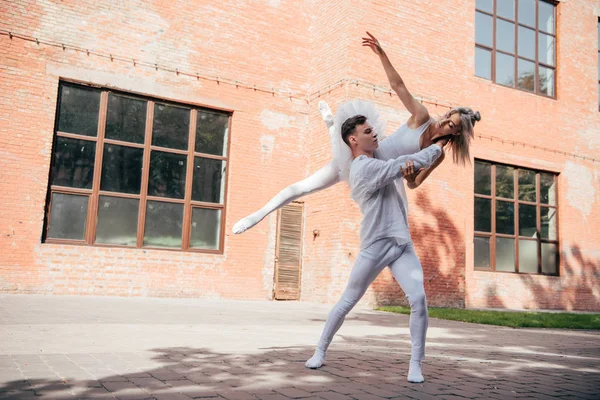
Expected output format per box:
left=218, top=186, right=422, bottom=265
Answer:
left=473, top=75, right=558, bottom=100
left=42, top=240, right=224, bottom=255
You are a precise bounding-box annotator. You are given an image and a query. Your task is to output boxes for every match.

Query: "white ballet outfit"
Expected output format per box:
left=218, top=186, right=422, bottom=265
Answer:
left=233, top=99, right=437, bottom=382
left=304, top=101, right=439, bottom=383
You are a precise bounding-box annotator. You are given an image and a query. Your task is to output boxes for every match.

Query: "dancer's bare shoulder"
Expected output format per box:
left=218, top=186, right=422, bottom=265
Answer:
left=406, top=109, right=431, bottom=130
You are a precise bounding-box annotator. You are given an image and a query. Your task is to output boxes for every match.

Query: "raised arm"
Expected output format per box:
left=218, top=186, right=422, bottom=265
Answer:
left=362, top=32, right=430, bottom=128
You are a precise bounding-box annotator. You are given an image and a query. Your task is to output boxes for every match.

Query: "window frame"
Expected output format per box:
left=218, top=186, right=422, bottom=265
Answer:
left=473, top=159, right=560, bottom=276
left=43, top=80, right=232, bottom=254
left=475, top=0, right=558, bottom=98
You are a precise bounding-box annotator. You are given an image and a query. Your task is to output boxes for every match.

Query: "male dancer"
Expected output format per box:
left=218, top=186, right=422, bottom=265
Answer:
left=305, top=113, right=447, bottom=383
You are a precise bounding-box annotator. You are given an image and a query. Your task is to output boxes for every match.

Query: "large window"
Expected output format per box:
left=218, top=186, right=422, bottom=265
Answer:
left=474, top=160, right=559, bottom=275
left=44, top=81, right=231, bottom=252
left=475, top=0, right=557, bottom=97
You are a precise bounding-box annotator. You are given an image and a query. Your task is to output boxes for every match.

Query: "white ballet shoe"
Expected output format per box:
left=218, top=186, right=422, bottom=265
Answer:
left=407, top=360, right=424, bottom=383
left=318, top=101, right=334, bottom=128
left=305, top=349, right=326, bottom=369
left=232, top=217, right=255, bottom=234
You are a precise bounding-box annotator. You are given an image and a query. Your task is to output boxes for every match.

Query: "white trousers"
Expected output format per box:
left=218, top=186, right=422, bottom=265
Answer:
left=316, top=238, right=428, bottom=362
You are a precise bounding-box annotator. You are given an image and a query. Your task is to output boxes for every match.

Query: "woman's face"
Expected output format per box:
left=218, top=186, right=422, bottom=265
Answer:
left=436, top=112, right=462, bottom=137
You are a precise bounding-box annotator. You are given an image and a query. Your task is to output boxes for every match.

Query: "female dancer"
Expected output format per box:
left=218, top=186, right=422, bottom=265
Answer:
left=232, top=32, right=480, bottom=235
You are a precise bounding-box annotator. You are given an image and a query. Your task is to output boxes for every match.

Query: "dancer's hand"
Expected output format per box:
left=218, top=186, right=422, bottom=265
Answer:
left=400, top=160, right=416, bottom=180
left=362, top=32, right=385, bottom=57
left=435, top=137, right=450, bottom=149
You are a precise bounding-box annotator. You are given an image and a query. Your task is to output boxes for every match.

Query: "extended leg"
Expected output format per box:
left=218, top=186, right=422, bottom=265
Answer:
left=232, top=162, right=340, bottom=234
left=306, top=240, right=397, bottom=369
left=232, top=102, right=338, bottom=234
left=388, top=243, right=428, bottom=383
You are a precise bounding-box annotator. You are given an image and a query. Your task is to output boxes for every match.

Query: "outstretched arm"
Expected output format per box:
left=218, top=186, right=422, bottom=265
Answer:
left=358, top=144, right=443, bottom=195
left=232, top=162, right=341, bottom=234
left=362, top=32, right=430, bottom=128
left=405, top=151, right=445, bottom=189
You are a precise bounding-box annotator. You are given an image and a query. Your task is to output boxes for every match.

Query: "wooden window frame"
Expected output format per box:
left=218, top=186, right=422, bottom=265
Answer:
left=474, top=160, right=560, bottom=276
left=475, top=0, right=558, bottom=98
left=43, top=80, right=232, bottom=254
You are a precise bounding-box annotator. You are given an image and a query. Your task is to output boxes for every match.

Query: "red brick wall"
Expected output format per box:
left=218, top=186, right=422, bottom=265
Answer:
left=1, top=0, right=599, bottom=310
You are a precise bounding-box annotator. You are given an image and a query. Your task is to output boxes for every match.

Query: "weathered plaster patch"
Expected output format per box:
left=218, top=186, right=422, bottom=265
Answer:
left=564, top=161, right=595, bottom=218
left=260, top=110, right=294, bottom=131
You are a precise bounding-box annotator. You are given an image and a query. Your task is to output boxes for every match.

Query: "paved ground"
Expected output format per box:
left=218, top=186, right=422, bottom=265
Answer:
left=0, top=295, right=598, bottom=399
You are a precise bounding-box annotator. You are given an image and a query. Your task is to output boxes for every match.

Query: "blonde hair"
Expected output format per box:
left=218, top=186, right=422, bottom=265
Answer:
left=445, top=107, right=481, bottom=165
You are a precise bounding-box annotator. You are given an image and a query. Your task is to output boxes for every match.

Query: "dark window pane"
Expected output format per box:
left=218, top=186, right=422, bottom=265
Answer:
left=541, top=207, right=557, bottom=240
left=496, top=19, right=515, bottom=53
left=518, top=26, right=536, bottom=59
left=148, top=151, right=187, bottom=199
left=47, top=193, right=88, bottom=240
left=538, top=33, right=555, bottom=66
left=95, top=196, right=139, bottom=246
left=519, top=204, right=537, bottom=237
left=105, top=94, right=147, bottom=144
left=474, top=236, right=491, bottom=268
left=496, top=200, right=515, bottom=235
left=476, top=12, right=493, bottom=47
left=519, top=239, right=538, bottom=273
left=100, top=144, right=143, bottom=194
left=51, top=136, right=96, bottom=189
left=475, top=198, right=491, bottom=232
left=57, top=84, right=100, bottom=137
left=190, top=208, right=222, bottom=250
left=152, top=103, right=190, bottom=150
left=475, top=161, right=491, bottom=195
left=192, top=158, right=226, bottom=203
left=539, top=1, right=555, bottom=34
left=495, top=53, right=515, bottom=87
left=475, top=47, right=492, bottom=80
left=196, top=110, right=229, bottom=156
left=540, top=173, right=556, bottom=205
left=518, top=169, right=536, bottom=202
left=143, top=201, right=183, bottom=248
left=497, top=0, right=514, bottom=20
left=541, top=243, right=558, bottom=274
left=476, top=0, right=493, bottom=13
left=496, top=165, right=514, bottom=198
left=518, top=59, right=535, bottom=92
left=518, top=0, right=536, bottom=26
left=496, top=237, right=516, bottom=272
left=539, top=66, right=555, bottom=96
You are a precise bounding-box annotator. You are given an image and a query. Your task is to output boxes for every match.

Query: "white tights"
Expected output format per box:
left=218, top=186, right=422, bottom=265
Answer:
left=306, top=238, right=428, bottom=383
left=232, top=102, right=340, bottom=234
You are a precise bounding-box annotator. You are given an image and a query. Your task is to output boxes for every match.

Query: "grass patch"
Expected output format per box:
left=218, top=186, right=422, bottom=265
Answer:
left=377, top=306, right=600, bottom=329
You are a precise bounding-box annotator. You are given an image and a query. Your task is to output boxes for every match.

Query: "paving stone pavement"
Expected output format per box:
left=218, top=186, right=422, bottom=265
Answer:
left=0, top=295, right=598, bottom=399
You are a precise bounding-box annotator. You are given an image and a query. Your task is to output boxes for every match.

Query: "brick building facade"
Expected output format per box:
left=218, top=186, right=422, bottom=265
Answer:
left=1, top=0, right=598, bottom=311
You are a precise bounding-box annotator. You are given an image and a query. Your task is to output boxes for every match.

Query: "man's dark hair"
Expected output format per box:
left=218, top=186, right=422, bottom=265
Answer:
left=341, top=115, right=367, bottom=146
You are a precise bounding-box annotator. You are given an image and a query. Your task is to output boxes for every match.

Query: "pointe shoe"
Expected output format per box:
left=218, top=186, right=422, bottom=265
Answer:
left=232, top=218, right=253, bottom=234
left=318, top=101, right=334, bottom=128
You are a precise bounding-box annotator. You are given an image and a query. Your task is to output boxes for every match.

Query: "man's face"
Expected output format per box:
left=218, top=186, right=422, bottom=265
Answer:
left=349, top=122, right=378, bottom=152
